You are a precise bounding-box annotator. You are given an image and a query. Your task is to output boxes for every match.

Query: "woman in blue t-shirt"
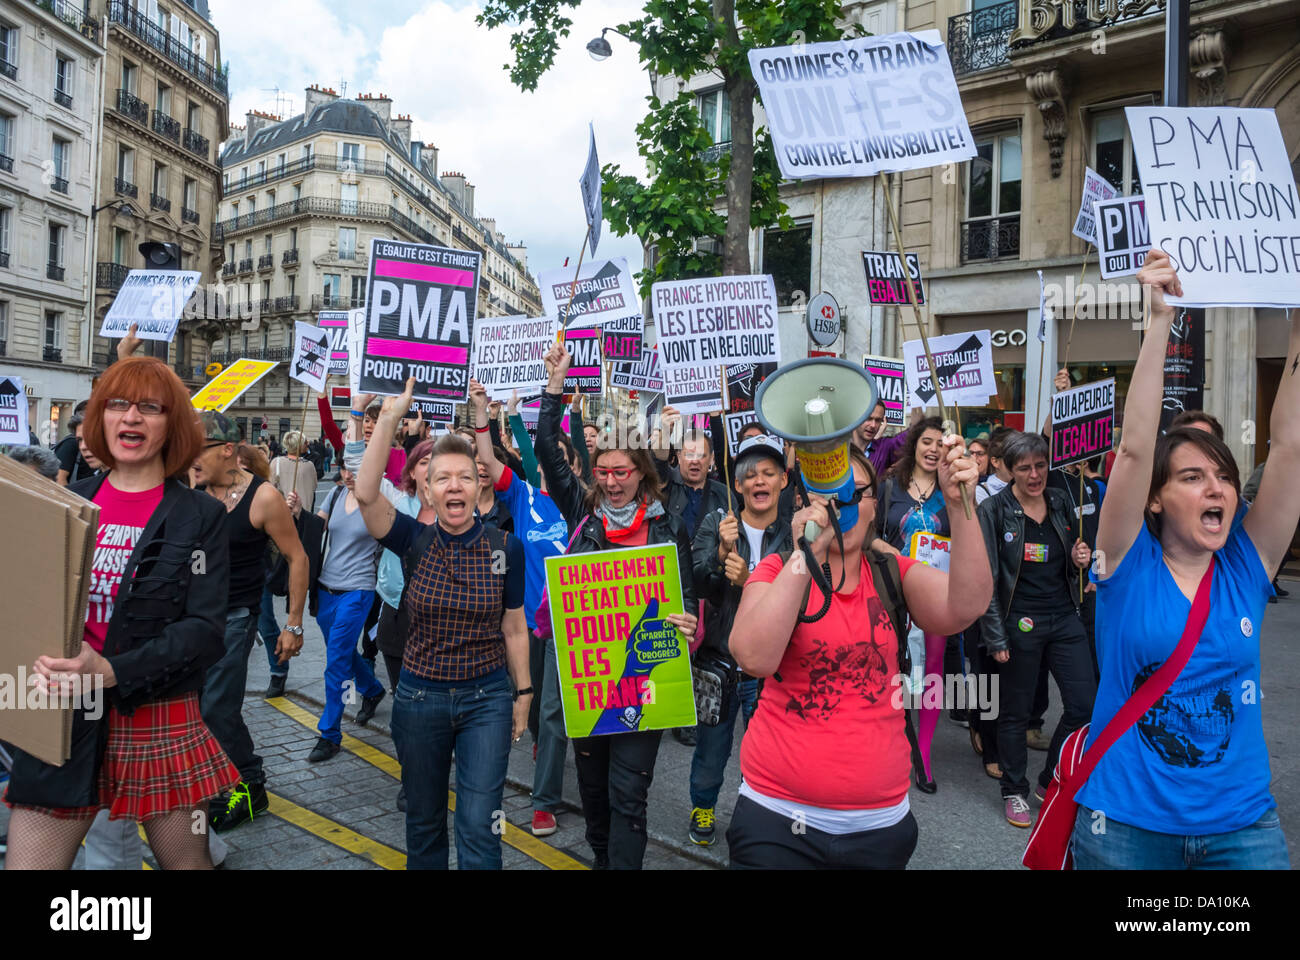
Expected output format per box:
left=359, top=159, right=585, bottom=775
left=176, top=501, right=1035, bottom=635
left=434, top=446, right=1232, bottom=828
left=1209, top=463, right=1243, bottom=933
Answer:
left=1075, top=248, right=1300, bottom=869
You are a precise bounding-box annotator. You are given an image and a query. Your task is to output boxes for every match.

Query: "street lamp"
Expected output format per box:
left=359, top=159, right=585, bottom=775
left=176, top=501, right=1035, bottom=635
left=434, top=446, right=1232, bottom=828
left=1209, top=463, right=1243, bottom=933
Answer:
left=91, top=198, right=135, bottom=219
left=586, top=27, right=658, bottom=97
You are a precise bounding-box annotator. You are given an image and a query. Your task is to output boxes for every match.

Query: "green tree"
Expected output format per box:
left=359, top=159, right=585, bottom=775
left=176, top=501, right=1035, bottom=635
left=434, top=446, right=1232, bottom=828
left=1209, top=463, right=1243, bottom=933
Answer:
left=478, top=0, right=856, bottom=288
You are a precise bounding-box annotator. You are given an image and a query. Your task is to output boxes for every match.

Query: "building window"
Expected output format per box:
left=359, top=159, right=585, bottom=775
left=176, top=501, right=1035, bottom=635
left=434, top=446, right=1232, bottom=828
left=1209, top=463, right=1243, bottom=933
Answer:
left=244, top=238, right=252, bottom=259
left=697, top=88, right=731, bottom=146
left=341, top=142, right=360, bottom=170
left=113, top=227, right=129, bottom=264
left=0, top=22, right=16, bottom=77
left=117, top=145, right=134, bottom=184
left=292, top=182, right=301, bottom=202
left=338, top=227, right=356, bottom=260
left=351, top=275, right=366, bottom=304
left=256, top=160, right=265, bottom=179
left=183, top=177, right=197, bottom=211
left=156, top=81, right=171, bottom=116
left=340, top=182, right=357, bottom=215
left=301, top=144, right=311, bottom=162
left=55, top=55, right=73, bottom=102
left=277, top=151, right=286, bottom=173
left=0, top=111, right=12, bottom=165
left=120, top=59, right=136, bottom=95
left=287, top=275, right=295, bottom=298
left=323, top=273, right=340, bottom=299
left=247, top=195, right=256, bottom=215
left=44, top=310, right=62, bottom=350
left=264, top=233, right=272, bottom=254
left=761, top=223, right=812, bottom=307
left=0, top=301, right=8, bottom=350
left=230, top=200, right=238, bottom=219
left=289, top=226, right=297, bottom=249
left=153, top=161, right=168, bottom=198
left=1093, top=110, right=1141, bottom=196
left=0, top=205, right=8, bottom=257
left=187, top=101, right=201, bottom=131
left=261, top=279, right=270, bottom=299
left=48, top=222, right=65, bottom=267
left=51, top=137, right=69, bottom=189
left=267, top=188, right=275, bottom=207
left=963, top=129, right=1021, bottom=262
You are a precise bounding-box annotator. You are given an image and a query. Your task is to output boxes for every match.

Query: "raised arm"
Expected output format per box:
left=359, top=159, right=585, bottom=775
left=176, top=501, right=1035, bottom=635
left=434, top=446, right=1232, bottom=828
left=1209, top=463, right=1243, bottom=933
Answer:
left=469, top=379, right=506, bottom=485
left=1243, top=308, right=1300, bottom=578
left=1094, top=248, right=1180, bottom=577
left=355, top=380, right=412, bottom=540
left=569, top=394, right=591, bottom=478
left=538, top=342, right=586, bottom=526
left=508, top=390, right=540, bottom=488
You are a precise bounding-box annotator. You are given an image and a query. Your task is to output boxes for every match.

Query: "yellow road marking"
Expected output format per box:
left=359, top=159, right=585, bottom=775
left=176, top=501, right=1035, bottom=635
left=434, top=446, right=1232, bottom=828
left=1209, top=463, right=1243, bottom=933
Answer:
left=265, top=695, right=587, bottom=870
left=266, top=791, right=406, bottom=870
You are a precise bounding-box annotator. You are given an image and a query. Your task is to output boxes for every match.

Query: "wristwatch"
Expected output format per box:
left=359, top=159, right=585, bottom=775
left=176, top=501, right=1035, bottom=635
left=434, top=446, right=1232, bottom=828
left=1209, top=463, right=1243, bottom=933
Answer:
left=285, top=625, right=304, bottom=636
left=513, top=686, right=534, bottom=701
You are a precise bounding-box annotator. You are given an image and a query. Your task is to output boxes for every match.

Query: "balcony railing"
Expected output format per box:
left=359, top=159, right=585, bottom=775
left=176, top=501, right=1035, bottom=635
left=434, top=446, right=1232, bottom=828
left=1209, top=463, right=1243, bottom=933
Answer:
left=114, top=176, right=137, bottom=198
left=35, top=0, right=100, bottom=43
left=700, top=141, right=732, bottom=164
left=453, top=224, right=484, bottom=255
left=183, top=127, right=209, bottom=159
left=0, top=154, right=10, bottom=173
left=0, top=251, right=9, bottom=268
left=47, top=262, right=65, bottom=281
left=182, top=206, right=200, bottom=224
left=107, top=2, right=228, bottom=95
left=115, top=88, right=149, bottom=126
left=0, top=60, right=15, bottom=81
left=281, top=248, right=299, bottom=266
left=150, top=192, right=170, bottom=212
left=54, top=89, right=73, bottom=108
left=152, top=110, right=180, bottom=143
left=238, top=258, right=253, bottom=273
left=52, top=176, right=69, bottom=194
left=44, top=346, right=63, bottom=363
left=97, top=262, right=130, bottom=290
left=272, top=295, right=299, bottom=313
left=948, top=2, right=1018, bottom=77
left=221, top=262, right=236, bottom=277
left=311, top=294, right=366, bottom=311
left=961, top=215, right=1021, bottom=263
left=213, top=197, right=447, bottom=250
left=258, top=253, right=274, bottom=270
left=208, top=346, right=292, bottom=365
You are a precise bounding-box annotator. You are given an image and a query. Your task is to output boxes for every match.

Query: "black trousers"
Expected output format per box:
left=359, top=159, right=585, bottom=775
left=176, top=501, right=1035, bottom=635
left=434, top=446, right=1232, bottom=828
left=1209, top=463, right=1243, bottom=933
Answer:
left=1029, top=591, right=1097, bottom=730
left=572, top=729, right=663, bottom=869
left=527, top=631, right=544, bottom=742
left=727, top=795, right=918, bottom=869
left=968, top=641, right=1002, bottom=767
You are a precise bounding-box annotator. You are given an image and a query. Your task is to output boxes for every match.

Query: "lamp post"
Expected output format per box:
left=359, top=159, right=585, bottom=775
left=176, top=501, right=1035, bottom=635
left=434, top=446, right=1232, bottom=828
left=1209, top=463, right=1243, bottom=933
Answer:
left=88, top=198, right=134, bottom=369
left=586, top=27, right=658, bottom=97
left=1163, top=0, right=1190, bottom=106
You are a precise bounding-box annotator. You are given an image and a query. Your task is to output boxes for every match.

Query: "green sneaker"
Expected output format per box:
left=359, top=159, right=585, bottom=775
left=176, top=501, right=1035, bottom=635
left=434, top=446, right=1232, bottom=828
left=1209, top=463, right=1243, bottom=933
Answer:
left=210, top=781, right=269, bottom=833
left=689, top=807, right=716, bottom=846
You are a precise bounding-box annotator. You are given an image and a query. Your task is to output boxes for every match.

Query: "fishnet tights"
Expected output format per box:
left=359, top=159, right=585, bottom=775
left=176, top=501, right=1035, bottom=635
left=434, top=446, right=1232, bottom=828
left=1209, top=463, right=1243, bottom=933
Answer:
left=4, top=807, right=213, bottom=870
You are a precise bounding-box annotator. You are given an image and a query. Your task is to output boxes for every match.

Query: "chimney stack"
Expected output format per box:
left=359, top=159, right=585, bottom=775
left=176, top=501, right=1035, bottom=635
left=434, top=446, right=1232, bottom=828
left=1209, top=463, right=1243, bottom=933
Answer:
left=358, top=92, right=392, bottom=126
left=304, top=83, right=339, bottom=117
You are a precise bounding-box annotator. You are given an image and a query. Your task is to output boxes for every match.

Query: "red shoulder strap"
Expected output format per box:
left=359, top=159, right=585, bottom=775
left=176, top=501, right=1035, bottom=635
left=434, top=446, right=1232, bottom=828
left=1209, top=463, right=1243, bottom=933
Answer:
left=1075, top=558, right=1215, bottom=783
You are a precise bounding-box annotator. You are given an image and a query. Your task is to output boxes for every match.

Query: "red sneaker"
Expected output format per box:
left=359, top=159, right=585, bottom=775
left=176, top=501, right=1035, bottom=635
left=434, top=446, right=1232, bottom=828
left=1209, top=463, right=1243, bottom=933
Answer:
left=531, top=810, right=557, bottom=837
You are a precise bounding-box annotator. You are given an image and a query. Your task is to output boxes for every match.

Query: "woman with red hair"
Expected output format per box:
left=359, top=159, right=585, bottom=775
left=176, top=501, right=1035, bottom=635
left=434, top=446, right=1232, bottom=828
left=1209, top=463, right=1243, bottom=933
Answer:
left=3, top=356, right=237, bottom=869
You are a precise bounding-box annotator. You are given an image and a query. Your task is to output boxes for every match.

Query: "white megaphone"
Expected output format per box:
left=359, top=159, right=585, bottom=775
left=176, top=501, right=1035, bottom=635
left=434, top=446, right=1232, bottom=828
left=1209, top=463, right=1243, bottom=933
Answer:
left=755, top=358, right=879, bottom=543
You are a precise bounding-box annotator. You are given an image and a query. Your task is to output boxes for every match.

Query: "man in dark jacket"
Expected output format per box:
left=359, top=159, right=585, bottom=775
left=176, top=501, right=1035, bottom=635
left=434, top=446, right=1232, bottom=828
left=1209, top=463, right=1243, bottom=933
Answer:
left=688, top=434, right=791, bottom=846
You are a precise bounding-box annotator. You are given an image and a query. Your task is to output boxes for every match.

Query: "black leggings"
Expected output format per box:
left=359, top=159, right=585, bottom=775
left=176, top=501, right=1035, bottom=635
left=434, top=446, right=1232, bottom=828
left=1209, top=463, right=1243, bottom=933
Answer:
left=727, top=795, right=918, bottom=869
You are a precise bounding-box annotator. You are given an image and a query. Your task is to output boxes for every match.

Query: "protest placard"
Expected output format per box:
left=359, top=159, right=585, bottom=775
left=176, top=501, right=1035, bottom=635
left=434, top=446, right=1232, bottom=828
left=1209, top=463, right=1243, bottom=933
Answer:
left=99, top=270, right=202, bottom=342
left=409, top=399, right=455, bottom=422
left=862, top=355, right=907, bottom=426
left=724, top=361, right=777, bottom=414
left=862, top=251, right=925, bottom=305
left=0, top=375, right=28, bottom=443
left=546, top=543, right=695, bottom=737
left=1161, top=308, right=1206, bottom=432
left=910, top=531, right=951, bottom=572
left=902, top=329, right=994, bottom=408
left=1125, top=106, right=1300, bottom=307
left=1072, top=167, right=1119, bottom=245
left=724, top=411, right=760, bottom=456
left=471, top=314, right=556, bottom=400
left=663, top=362, right=724, bottom=416
left=1050, top=378, right=1115, bottom=469
left=191, top=359, right=279, bottom=412
left=564, top=327, right=603, bottom=395
left=602, top=313, right=644, bottom=362
left=609, top=346, right=664, bottom=392
left=289, top=321, right=330, bottom=393
left=539, top=258, right=639, bottom=330
left=749, top=30, right=975, bottom=180
left=318, top=310, right=351, bottom=374
left=1094, top=195, right=1150, bottom=279
left=347, top=308, right=365, bottom=393
left=360, top=238, right=480, bottom=400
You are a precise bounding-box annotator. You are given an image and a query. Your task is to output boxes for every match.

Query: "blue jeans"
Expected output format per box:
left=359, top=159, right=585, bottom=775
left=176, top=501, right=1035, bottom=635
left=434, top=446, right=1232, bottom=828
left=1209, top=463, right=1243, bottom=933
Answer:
left=259, top=587, right=286, bottom=677
left=390, top=668, right=513, bottom=870
left=315, top=589, right=384, bottom=744
left=533, top=637, right=569, bottom=813
left=1073, top=805, right=1290, bottom=869
left=689, top=677, right=759, bottom=810
left=200, top=608, right=263, bottom=784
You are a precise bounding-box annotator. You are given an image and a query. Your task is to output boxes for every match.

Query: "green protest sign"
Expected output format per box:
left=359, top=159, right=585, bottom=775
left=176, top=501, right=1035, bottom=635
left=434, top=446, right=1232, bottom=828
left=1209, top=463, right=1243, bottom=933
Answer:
left=545, top=543, right=696, bottom=737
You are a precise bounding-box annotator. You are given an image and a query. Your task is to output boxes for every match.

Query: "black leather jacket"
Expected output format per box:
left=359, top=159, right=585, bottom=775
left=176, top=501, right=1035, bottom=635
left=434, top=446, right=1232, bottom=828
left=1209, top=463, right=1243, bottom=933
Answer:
left=976, top=483, right=1081, bottom=653
left=692, top=507, right=791, bottom=659
left=652, top=458, right=729, bottom=539
left=71, top=474, right=230, bottom=712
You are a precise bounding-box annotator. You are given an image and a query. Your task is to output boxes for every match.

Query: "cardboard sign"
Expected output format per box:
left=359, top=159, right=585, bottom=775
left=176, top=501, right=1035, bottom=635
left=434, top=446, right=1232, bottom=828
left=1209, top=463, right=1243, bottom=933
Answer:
left=653, top=274, right=779, bottom=385
left=1125, top=106, right=1300, bottom=307
left=546, top=543, right=695, bottom=737
left=1050, top=378, right=1115, bottom=469
left=360, top=238, right=480, bottom=401
left=1094, top=194, right=1150, bottom=279
left=191, top=359, right=279, bottom=412
left=862, top=250, right=925, bottom=305
left=580, top=123, right=602, bottom=256
left=724, top=361, right=777, bottom=414
left=409, top=398, right=456, bottom=422
left=663, top=362, right=724, bottom=416
left=609, top=346, right=664, bottom=392
left=98, top=269, right=201, bottom=342
left=724, top=411, right=761, bottom=456
left=602, top=313, right=644, bottom=362
left=564, top=327, right=603, bottom=395
left=902, top=329, right=994, bottom=408
left=539, top=257, right=639, bottom=330
left=346, top=308, right=365, bottom=393
left=471, top=314, right=556, bottom=400
left=318, top=310, right=351, bottom=374
left=1072, top=166, right=1119, bottom=245
left=290, top=321, right=330, bottom=393
left=862, top=355, right=907, bottom=427
left=749, top=30, right=975, bottom=180
left=0, top=375, right=29, bottom=443
left=1160, top=308, right=1206, bottom=432
left=910, top=530, right=951, bottom=573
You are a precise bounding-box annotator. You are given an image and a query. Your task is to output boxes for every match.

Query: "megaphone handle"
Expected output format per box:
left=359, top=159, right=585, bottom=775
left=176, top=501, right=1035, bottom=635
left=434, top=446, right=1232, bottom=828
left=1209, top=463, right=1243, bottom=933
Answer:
left=803, top=520, right=822, bottom=543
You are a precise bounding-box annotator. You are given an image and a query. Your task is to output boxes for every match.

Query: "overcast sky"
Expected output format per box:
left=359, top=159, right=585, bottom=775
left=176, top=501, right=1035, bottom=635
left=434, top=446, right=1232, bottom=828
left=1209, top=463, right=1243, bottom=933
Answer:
left=209, top=0, right=651, bottom=282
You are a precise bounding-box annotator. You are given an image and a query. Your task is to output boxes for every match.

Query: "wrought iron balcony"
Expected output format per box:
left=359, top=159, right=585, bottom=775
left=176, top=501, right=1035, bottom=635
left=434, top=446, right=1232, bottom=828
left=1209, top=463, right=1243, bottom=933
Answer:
left=960, top=215, right=1021, bottom=263
left=0, top=340, right=6, bottom=355
left=272, top=296, right=299, bottom=313
left=221, top=261, right=236, bottom=277
left=182, top=206, right=200, bottom=224
left=281, top=248, right=299, bottom=266
left=97, top=262, right=130, bottom=290
left=258, top=253, right=274, bottom=270
left=0, top=154, right=11, bottom=173
left=107, top=2, right=228, bottom=96
left=54, top=89, right=73, bottom=109
left=44, top=346, right=63, bottom=363
left=238, top=258, right=253, bottom=273
left=152, top=110, right=181, bottom=143
left=0, top=60, right=15, bottom=81
left=115, top=88, right=149, bottom=126
left=52, top=176, right=69, bottom=194
left=150, top=192, right=170, bottom=212
left=36, top=0, right=100, bottom=43
left=0, top=251, right=9, bottom=268
left=948, top=2, right=1018, bottom=77
left=311, top=294, right=366, bottom=311
left=183, top=127, right=209, bottom=159
left=47, top=262, right=65, bottom=281
left=114, top=176, right=137, bottom=198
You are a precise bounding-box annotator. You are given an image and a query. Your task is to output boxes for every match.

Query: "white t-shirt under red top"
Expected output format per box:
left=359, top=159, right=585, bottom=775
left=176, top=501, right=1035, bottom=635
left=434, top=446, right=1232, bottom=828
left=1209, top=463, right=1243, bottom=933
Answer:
left=84, top=479, right=164, bottom=653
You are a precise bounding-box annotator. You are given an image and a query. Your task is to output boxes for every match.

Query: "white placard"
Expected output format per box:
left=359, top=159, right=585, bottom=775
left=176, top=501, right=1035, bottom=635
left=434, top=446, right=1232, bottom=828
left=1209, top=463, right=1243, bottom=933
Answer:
left=1094, top=195, right=1150, bottom=279
left=1072, top=166, right=1119, bottom=245
left=539, top=257, right=639, bottom=330
left=289, top=321, right=330, bottom=393
left=748, top=30, right=975, bottom=180
left=470, top=314, right=556, bottom=400
left=1126, top=105, right=1300, bottom=307
left=0, top=376, right=29, bottom=444
left=609, top=346, right=664, bottom=392
left=902, top=329, right=994, bottom=408
left=346, top=308, right=365, bottom=393
left=99, top=269, right=202, bottom=342
left=653, top=274, right=779, bottom=368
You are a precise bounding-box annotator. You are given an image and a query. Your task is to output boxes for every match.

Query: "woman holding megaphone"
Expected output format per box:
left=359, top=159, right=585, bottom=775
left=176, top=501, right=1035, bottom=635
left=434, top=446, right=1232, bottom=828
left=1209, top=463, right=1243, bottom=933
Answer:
left=727, top=440, right=991, bottom=869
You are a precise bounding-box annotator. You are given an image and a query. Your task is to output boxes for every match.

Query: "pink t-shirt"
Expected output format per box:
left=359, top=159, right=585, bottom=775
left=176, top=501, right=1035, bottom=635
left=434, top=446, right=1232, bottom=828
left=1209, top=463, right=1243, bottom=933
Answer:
left=85, top=480, right=164, bottom=652
left=740, top=552, right=918, bottom=810
left=385, top=448, right=406, bottom=487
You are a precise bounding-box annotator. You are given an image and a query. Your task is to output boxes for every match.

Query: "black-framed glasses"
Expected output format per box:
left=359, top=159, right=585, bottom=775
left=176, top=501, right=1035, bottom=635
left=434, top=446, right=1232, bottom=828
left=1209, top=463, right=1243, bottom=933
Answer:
left=846, top=485, right=876, bottom=505
left=105, top=397, right=166, bottom=416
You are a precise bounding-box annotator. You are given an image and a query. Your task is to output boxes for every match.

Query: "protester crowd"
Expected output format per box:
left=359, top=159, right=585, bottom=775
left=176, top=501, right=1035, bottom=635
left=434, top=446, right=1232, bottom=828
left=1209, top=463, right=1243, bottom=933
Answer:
left=2, top=251, right=1297, bottom=871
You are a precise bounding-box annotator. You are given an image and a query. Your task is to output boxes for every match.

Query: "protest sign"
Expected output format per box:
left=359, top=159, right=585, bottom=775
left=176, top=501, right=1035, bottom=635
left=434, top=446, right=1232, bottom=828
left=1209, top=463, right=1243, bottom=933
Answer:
left=99, top=269, right=202, bottom=342
left=862, top=355, right=907, bottom=427
left=602, top=314, right=644, bottom=362
left=724, top=411, right=761, bottom=456
left=318, top=310, right=351, bottom=374
left=191, top=359, right=279, bottom=412
left=862, top=251, right=925, bottom=305
left=471, top=314, right=555, bottom=400
left=580, top=123, right=602, bottom=256
left=609, top=346, right=663, bottom=392
left=1094, top=195, right=1150, bottom=279
left=289, top=322, right=330, bottom=393
left=360, top=238, right=480, bottom=400
left=539, top=258, right=639, bottom=330
left=0, top=376, right=28, bottom=443
left=409, top=398, right=455, bottom=422
left=910, top=531, right=951, bottom=573
left=749, top=30, right=975, bottom=180
left=1050, top=378, right=1115, bottom=469
left=724, top=361, right=777, bottom=414
left=1072, top=167, right=1119, bottom=245
left=663, top=363, right=724, bottom=416
left=1160, top=308, right=1206, bottom=433
left=347, top=308, right=365, bottom=392
left=1125, top=106, right=1300, bottom=307
left=546, top=543, right=695, bottom=737
left=902, top=329, right=994, bottom=408
left=563, top=327, right=603, bottom=395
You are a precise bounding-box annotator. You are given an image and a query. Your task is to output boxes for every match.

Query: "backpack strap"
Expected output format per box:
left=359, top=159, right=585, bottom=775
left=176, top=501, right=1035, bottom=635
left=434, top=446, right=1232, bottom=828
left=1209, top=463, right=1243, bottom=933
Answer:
left=864, top=548, right=924, bottom=779
left=320, top=484, right=345, bottom=563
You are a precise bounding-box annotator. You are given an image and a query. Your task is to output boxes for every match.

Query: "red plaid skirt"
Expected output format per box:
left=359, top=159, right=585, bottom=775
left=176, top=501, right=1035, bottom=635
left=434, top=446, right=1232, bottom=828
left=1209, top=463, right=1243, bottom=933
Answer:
left=7, top=692, right=241, bottom=821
